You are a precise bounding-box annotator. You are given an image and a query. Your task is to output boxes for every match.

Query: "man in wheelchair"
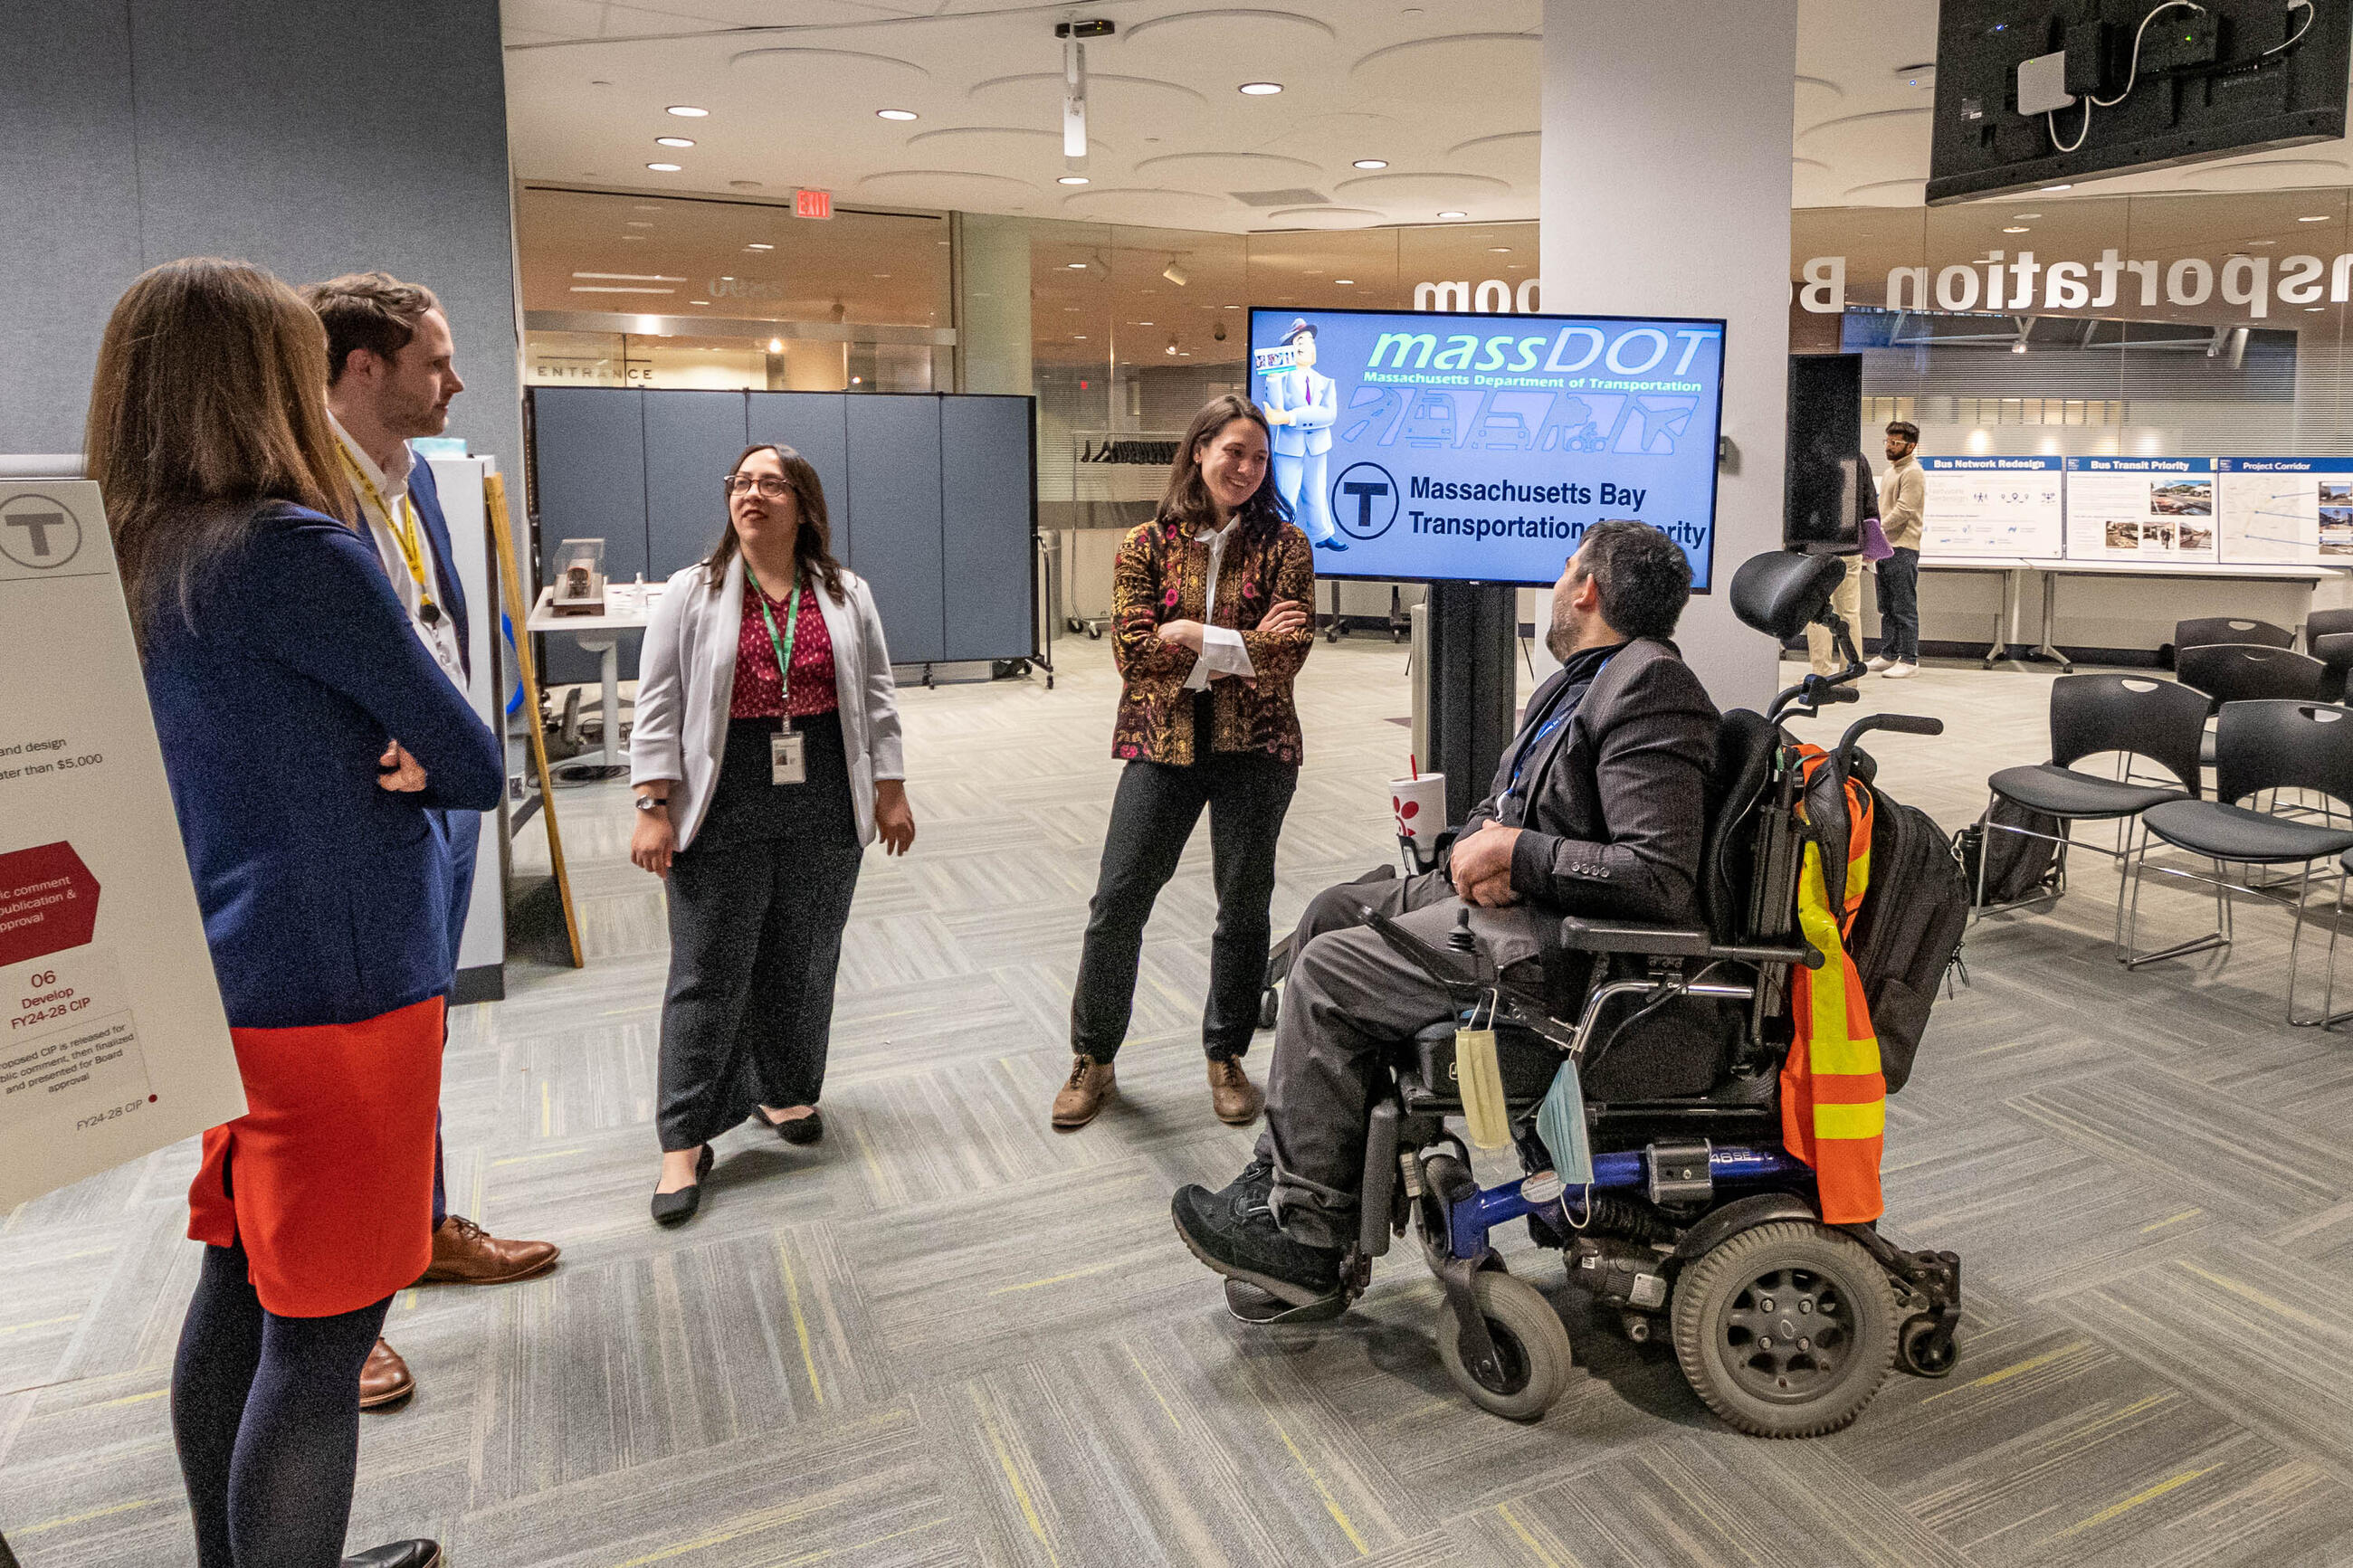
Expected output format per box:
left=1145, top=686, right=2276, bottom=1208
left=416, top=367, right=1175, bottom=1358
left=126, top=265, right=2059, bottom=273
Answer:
left=1173, top=520, right=1727, bottom=1301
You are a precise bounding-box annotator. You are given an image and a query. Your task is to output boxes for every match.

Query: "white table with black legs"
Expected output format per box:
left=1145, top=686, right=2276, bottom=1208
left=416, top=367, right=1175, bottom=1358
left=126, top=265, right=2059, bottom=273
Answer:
left=525, top=582, right=661, bottom=782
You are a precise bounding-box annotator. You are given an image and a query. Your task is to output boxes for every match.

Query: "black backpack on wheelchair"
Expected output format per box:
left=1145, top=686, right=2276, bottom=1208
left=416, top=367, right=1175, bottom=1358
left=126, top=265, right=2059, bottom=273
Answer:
left=1234, top=550, right=1965, bottom=1438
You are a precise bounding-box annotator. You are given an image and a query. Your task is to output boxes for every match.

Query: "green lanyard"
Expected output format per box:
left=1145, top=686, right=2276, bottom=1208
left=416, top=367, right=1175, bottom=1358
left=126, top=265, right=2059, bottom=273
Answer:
left=742, top=559, right=803, bottom=732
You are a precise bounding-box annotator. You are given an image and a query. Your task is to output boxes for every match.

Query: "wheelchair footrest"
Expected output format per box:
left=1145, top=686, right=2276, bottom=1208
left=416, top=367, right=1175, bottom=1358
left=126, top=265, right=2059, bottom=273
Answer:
left=1224, top=1278, right=1351, bottom=1326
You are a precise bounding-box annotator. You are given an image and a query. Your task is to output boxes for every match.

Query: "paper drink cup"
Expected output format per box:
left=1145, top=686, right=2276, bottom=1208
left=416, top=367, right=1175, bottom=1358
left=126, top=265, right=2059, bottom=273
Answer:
left=1391, top=774, right=1445, bottom=840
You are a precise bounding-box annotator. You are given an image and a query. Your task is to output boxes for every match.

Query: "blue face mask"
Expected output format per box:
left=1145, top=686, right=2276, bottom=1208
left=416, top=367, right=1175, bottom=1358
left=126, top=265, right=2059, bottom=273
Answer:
left=1535, top=1058, right=1594, bottom=1186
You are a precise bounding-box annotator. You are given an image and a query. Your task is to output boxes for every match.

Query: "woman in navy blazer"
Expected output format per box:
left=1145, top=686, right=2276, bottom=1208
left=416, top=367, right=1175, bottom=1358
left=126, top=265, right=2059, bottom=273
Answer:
left=88, top=257, right=500, bottom=1568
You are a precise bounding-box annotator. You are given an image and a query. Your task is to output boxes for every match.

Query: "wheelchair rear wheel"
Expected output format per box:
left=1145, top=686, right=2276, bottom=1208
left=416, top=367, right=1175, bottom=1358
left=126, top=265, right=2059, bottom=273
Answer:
left=1436, top=1272, right=1574, bottom=1421
left=1669, top=1221, right=1896, bottom=1439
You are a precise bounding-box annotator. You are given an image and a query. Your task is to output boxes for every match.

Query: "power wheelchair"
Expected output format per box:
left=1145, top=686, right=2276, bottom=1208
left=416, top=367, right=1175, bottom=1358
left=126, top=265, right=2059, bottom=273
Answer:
left=1234, top=551, right=1964, bottom=1437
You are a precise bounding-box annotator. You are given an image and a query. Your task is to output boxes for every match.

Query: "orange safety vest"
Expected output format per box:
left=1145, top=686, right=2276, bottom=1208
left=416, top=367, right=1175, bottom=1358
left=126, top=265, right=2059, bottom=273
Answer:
left=1780, top=746, right=1886, bottom=1224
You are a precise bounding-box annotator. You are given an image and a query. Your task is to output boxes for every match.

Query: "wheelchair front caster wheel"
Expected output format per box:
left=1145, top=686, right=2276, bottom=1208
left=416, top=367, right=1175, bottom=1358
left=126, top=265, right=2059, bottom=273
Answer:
left=1436, top=1272, right=1573, bottom=1421
left=1258, top=987, right=1279, bottom=1031
left=1670, top=1221, right=1897, bottom=1439
left=1898, top=1313, right=1958, bottom=1378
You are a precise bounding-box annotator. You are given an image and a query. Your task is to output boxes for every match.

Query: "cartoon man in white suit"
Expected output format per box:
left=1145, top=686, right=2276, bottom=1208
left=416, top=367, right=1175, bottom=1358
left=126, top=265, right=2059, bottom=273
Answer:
left=1261, top=318, right=1341, bottom=549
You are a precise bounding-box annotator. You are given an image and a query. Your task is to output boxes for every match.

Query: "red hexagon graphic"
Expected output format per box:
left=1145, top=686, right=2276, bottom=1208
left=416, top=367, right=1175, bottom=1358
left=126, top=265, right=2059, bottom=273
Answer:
left=0, top=842, right=100, bottom=966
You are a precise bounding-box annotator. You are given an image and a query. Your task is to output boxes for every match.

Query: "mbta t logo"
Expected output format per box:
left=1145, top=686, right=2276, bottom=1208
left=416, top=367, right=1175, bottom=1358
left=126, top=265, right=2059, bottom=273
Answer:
left=0, top=494, right=83, bottom=570
left=1330, top=461, right=1398, bottom=541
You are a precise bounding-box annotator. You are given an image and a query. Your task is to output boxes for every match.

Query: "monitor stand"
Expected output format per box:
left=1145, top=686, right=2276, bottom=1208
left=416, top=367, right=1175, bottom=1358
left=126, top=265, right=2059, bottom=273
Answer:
left=1422, top=583, right=1519, bottom=829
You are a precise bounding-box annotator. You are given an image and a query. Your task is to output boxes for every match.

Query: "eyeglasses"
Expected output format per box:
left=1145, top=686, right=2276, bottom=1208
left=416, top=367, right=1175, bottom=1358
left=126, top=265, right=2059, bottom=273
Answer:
left=724, top=475, right=792, bottom=499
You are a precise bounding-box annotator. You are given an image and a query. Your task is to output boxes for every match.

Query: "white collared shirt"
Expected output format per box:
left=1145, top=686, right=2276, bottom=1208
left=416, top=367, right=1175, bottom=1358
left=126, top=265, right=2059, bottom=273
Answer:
left=331, top=413, right=467, bottom=689
left=1183, top=518, right=1257, bottom=693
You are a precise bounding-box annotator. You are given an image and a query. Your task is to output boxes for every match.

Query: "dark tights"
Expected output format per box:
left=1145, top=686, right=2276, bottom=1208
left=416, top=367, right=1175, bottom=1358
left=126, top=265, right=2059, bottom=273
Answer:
left=170, top=1240, right=391, bottom=1568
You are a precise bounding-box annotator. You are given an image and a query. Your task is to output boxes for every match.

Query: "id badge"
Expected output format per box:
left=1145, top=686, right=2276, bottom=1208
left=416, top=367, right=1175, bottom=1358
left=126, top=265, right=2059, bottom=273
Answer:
left=770, top=729, right=807, bottom=786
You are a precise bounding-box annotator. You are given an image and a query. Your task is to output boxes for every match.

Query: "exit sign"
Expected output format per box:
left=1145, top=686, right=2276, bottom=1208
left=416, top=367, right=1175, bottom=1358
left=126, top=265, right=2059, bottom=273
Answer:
left=795, top=189, right=834, bottom=220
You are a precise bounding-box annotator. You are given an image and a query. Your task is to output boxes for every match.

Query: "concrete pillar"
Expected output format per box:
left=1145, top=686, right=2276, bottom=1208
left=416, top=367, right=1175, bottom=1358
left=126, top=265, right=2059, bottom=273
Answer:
left=1541, top=0, right=1797, bottom=713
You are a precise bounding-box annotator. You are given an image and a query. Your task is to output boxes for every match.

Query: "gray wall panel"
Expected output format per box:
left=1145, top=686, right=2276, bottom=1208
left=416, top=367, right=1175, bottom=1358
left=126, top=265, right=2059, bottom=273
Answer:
left=940, top=397, right=1035, bottom=660
left=531, top=389, right=648, bottom=684
left=747, top=394, right=852, bottom=558
left=644, top=392, right=749, bottom=580
left=845, top=398, right=947, bottom=664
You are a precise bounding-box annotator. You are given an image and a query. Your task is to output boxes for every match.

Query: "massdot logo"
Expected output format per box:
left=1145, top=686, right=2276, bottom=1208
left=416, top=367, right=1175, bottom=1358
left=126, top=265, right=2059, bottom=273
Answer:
left=1330, top=461, right=1398, bottom=541
left=0, top=494, right=83, bottom=570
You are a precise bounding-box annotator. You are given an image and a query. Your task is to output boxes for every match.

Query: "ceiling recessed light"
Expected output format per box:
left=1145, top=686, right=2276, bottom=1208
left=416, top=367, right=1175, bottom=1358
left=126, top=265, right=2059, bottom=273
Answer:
left=1353, top=158, right=1388, bottom=170
left=665, top=105, right=709, bottom=118
left=2012, top=212, right=2042, bottom=219
left=2309, top=306, right=2328, bottom=311
left=1058, top=176, right=1090, bottom=185
left=2003, top=225, right=2030, bottom=233
left=873, top=272, right=891, bottom=278
left=690, top=299, right=708, bottom=305
left=877, top=109, right=918, bottom=121
left=1487, top=246, right=1511, bottom=252
left=745, top=242, right=774, bottom=251
left=1138, top=320, right=1154, bottom=326
left=2040, top=183, right=2072, bottom=192
left=1436, top=210, right=1467, bottom=219
left=1072, top=333, right=1087, bottom=338
left=1335, top=279, right=1355, bottom=285
left=656, top=137, right=695, bottom=148
left=1239, top=81, right=1282, bottom=95
left=1068, top=261, right=1087, bottom=269
left=647, top=162, right=681, bottom=172
left=627, top=221, right=653, bottom=228
left=2301, top=214, right=2333, bottom=222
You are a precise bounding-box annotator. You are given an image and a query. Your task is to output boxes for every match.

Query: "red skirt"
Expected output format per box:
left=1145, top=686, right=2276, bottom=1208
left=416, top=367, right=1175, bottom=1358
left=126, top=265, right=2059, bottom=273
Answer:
left=188, top=997, right=443, bottom=1317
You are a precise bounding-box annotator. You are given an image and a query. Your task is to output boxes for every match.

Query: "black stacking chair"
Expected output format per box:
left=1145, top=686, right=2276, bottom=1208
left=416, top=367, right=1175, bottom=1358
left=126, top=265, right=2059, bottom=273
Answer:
left=2176, top=616, right=2296, bottom=653
left=2176, top=643, right=2329, bottom=774
left=2304, top=608, right=2353, bottom=651
left=2312, top=632, right=2353, bottom=704
left=2127, top=700, right=2353, bottom=1025
left=1980, top=675, right=2209, bottom=946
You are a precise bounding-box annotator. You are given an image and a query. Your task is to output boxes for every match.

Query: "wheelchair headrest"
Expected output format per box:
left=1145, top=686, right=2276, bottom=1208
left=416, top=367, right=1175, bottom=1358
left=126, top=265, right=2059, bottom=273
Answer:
left=1729, top=550, right=1845, bottom=641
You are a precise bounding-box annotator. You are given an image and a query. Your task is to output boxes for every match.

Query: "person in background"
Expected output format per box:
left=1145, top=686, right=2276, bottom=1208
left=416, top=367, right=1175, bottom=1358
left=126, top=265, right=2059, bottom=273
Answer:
left=92, top=257, right=502, bottom=1568
left=1056, top=394, right=1316, bottom=1130
left=629, top=442, right=914, bottom=1226
left=303, top=273, right=560, bottom=1415
left=1872, top=420, right=1926, bottom=679
left=1804, top=432, right=1877, bottom=679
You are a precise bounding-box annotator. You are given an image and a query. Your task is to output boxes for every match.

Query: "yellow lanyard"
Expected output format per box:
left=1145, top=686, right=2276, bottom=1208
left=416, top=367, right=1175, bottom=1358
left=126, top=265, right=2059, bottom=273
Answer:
left=339, top=446, right=443, bottom=626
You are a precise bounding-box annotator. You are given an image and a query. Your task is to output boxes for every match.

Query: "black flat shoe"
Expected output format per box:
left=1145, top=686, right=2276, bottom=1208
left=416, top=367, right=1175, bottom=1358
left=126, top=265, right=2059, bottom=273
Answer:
left=342, top=1543, right=442, bottom=1568
left=776, top=1108, right=824, bottom=1146
left=651, top=1145, right=713, bottom=1228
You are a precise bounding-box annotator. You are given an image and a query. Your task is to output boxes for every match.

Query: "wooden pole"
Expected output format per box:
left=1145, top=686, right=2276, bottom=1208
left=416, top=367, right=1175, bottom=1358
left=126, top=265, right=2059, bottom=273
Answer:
left=484, top=473, right=585, bottom=969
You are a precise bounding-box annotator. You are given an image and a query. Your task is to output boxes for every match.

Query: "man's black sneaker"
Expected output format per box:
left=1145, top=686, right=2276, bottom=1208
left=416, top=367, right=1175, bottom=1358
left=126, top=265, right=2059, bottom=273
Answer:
left=1223, top=1158, right=1276, bottom=1208
left=1171, top=1179, right=1343, bottom=1307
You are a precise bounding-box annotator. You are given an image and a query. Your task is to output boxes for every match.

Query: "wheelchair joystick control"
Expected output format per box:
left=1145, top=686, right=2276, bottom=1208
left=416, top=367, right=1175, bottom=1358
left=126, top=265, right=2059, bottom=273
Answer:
left=1447, top=908, right=1476, bottom=955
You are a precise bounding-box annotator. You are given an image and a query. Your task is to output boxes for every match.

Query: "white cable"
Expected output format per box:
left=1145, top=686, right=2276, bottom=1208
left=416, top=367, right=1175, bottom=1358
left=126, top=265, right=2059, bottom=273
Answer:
left=2264, top=0, right=2315, bottom=57
left=2049, top=98, right=2096, bottom=152
left=2050, top=0, right=2211, bottom=154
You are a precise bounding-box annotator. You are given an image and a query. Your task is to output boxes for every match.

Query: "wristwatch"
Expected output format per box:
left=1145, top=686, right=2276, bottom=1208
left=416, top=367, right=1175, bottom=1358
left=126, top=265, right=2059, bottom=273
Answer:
left=634, top=794, right=668, bottom=813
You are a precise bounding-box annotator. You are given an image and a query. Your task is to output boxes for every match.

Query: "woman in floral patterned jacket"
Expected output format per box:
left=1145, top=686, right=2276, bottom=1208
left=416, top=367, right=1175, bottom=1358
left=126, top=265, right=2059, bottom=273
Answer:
left=1053, top=394, right=1318, bottom=1131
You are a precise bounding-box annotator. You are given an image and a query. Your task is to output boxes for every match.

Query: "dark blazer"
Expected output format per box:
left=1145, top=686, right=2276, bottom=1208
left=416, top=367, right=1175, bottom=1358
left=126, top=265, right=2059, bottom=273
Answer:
left=404, top=454, right=471, bottom=680
left=142, top=504, right=504, bottom=1029
left=1462, top=638, right=1720, bottom=927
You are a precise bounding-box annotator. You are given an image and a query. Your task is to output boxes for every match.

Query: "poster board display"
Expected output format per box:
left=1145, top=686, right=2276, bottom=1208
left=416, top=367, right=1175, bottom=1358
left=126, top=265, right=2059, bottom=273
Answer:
left=0, top=480, right=246, bottom=1211
left=2218, top=459, right=2353, bottom=565
left=2062, top=457, right=2218, bottom=563
left=1918, top=456, right=2063, bottom=558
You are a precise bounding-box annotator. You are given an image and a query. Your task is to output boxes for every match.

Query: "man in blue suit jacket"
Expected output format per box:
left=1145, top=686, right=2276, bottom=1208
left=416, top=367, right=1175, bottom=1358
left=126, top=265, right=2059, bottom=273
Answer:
left=310, top=273, right=558, bottom=1407
left=1260, top=318, right=1342, bottom=549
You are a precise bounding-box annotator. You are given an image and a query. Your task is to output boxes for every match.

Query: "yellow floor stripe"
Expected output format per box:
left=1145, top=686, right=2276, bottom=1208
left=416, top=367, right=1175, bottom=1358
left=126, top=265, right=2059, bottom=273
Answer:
left=612, top=1510, right=948, bottom=1568
left=491, top=1146, right=588, bottom=1167
left=0, top=1313, right=81, bottom=1338
left=17, top=1497, right=162, bottom=1535
left=2179, top=1264, right=2336, bottom=1336
left=972, top=1387, right=1062, bottom=1567
left=2139, top=1207, right=2204, bottom=1234
left=776, top=1239, right=825, bottom=1407
left=1125, top=1346, right=1183, bottom=1433
left=87, top=1388, right=169, bottom=1411
left=1923, top=1340, right=2085, bottom=1402
left=2057, top=1465, right=2220, bottom=1539
left=1263, top=1408, right=1370, bottom=1555
left=1495, top=1502, right=1563, bottom=1566
left=988, top=1257, right=1128, bottom=1296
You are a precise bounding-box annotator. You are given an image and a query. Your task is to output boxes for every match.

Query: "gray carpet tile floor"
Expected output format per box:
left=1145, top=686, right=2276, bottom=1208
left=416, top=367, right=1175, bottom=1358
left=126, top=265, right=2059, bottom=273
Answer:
left=5, top=634, right=2353, bottom=1567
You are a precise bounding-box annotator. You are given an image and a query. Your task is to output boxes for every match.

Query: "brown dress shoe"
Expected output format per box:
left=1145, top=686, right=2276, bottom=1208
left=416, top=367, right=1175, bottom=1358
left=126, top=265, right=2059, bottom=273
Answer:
left=359, top=1338, right=414, bottom=1410
left=1207, top=1057, right=1263, bottom=1125
left=417, top=1214, right=561, bottom=1286
left=1051, top=1055, right=1116, bottom=1128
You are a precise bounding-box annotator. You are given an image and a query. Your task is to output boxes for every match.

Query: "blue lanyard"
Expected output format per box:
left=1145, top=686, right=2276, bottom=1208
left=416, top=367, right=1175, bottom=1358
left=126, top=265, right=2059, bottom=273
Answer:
left=1507, top=654, right=1615, bottom=800
left=1508, top=709, right=1574, bottom=799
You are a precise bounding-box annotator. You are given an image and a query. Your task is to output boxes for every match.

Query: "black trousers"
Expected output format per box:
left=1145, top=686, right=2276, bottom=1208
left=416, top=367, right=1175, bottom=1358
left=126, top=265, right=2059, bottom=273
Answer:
left=1071, top=747, right=1299, bottom=1061
left=1878, top=546, right=1921, bottom=663
left=657, top=715, right=862, bottom=1151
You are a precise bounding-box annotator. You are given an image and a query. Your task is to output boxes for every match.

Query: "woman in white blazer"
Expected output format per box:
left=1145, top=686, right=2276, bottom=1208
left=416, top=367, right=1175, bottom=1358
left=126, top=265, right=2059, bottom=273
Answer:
left=628, top=442, right=914, bottom=1224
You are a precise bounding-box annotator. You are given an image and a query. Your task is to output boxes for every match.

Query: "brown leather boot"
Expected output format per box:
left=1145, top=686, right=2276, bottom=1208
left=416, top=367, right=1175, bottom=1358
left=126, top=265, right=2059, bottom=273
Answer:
left=1207, top=1057, right=1263, bottom=1125
left=359, top=1338, right=414, bottom=1410
left=1051, top=1055, right=1115, bottom=1128
left=418, top=1214, right=561, bottom=1286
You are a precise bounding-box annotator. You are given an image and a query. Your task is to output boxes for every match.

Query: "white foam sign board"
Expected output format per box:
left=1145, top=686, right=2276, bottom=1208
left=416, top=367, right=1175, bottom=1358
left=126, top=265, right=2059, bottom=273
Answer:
left=0, top=480, right=245, bottom=1211
left=1918, top=456, right=2063, bottom=558
left=2218, top=459, right=2353, bottom=565
left=2063, top=456, right=2219, bottom=562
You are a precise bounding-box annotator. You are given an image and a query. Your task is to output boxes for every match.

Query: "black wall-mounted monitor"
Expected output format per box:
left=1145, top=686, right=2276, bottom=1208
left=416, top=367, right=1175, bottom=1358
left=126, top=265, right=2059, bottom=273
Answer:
left=1927, top=0, right=2349, bottom=204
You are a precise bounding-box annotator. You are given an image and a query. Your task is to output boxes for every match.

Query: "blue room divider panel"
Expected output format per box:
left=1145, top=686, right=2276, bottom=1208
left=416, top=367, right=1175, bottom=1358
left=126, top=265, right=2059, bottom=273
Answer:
left=643, top=391, right=750, bottom=580
left=940, top=396, right=1035, bottom=661
left=745, top=394, right=852, bottom=558
left=845, top=395, right=947, bottom=664
left=529, top=387, right=648, bottom=685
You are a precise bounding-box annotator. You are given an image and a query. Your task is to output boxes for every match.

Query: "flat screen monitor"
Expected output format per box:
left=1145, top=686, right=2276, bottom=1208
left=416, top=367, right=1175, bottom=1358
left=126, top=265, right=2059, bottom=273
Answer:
left=1245, top=305, right=1726, bottom=590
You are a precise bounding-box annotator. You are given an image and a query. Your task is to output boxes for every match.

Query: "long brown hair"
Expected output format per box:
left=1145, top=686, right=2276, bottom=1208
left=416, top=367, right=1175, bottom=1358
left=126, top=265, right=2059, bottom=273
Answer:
left=1158, top=393, right=1290, bottom=543
left=702, top=442, right=848, bottom=603
left=85, top=257, right=353, bottom=646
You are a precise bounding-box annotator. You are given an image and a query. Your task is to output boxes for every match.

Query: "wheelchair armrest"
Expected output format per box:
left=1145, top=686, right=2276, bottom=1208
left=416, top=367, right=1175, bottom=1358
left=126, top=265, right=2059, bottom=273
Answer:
left=1557, top=917, right=1823, bottom=970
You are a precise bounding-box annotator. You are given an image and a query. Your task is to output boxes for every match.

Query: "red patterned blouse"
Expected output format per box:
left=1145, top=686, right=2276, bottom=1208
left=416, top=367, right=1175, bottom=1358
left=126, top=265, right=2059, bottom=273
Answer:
left=729, top=579, right=839, bottom=717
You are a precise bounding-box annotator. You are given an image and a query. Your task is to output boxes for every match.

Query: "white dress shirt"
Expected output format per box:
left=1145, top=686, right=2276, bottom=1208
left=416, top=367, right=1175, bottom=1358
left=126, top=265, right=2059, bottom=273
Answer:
left=1184, top=519, right=1257, bottom=692
left=331, top=413, right=467, bottom=689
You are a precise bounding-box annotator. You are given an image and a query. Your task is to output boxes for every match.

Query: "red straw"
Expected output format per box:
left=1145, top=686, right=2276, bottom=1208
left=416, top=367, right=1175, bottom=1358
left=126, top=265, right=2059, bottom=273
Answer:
left=1410, top=754, right=1419, bottom=779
